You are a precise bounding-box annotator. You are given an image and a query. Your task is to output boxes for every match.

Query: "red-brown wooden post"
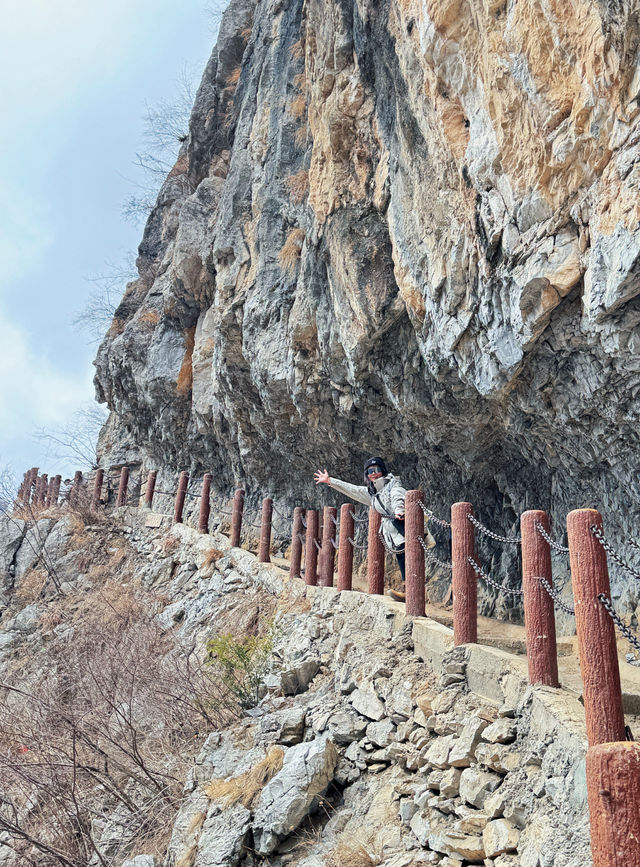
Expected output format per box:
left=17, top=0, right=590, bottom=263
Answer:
left=199, top=473, right=211, bottom=533
left=230, top=488, right=244, bottom=546
left=174, top=472, right=189, bottom=523
left=520, top=510, right=559, bottom=687
left=258, top=497, right=273, bottom=563
left=289, top=507, right=304, bottom=578
left=51, top=475, right=61, bottom=506
left=367, top=507, right=385, bottom=595
left=586, top=741, right=640, bottom=866
left=567, top=508, right=625, bottom=746
left=304, top=509, right=319, bottom=586
left=144, top=471, right=157, bottom=509
left=337, top=503, right=355, bottom=591
left=39, top=474, right=49, bottom=507
left=92, top=469, right=104, bottom=511
left=318, top=506, right=337, bottom=587
left=405, top=490, right=426, bottom=617
left=116, top=467, right=129, bottom=507
left=46, top=475, right=56, bottom=507
left=70, top=471, right=83, bottom=506
left=451, top=502, right=477, bottom=645
left=25, top=468, right=38, bottom=505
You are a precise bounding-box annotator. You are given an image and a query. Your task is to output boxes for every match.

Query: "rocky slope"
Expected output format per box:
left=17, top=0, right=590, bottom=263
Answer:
left=0, top=508, right=594, bottom=865
left=94, top=0, right=640, bottom=612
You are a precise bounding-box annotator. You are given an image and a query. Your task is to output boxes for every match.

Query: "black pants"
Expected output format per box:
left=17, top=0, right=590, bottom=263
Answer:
left=396, top=551, right=405, bottom=582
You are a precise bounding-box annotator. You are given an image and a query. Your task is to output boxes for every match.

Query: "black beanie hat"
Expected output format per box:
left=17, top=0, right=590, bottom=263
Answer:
left=364, top=456, right=388, bottom=493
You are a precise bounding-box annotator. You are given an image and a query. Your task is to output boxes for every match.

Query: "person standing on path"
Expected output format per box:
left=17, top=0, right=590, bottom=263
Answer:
left=314, top=457, right=435, bottom=602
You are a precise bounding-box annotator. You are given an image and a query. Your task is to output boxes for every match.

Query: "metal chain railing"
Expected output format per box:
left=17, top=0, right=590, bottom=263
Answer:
left=598, top=593, right=640, bottom=652
left=418, top=502, right=451, bottom=529
left=535, top=575, right=575, bottom=615
left=378, top=528, right=402, bottom=554
left=418, top=536, right=452, bottom=573
left=467, top=556, right=525, bottom=597
left=349, top=510, right=369, bottom=523
left=591, top=525, right=640, bottom=581
left=534, top=521, right=569, bottom=553
left=348, top=537, right=368, bottom=550
left=467, top=514, right=520, bottom=545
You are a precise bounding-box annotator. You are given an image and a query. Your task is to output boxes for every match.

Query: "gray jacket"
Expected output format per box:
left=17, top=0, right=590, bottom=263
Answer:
left=328, top=474, right=436, bottom=552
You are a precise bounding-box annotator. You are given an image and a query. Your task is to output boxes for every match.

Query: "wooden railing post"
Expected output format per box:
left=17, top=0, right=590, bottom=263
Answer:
left=51, top=475, right=61, bottom=506
left=258, top=497, right=273, bottom=563
left=230, top=489, right=244, bottom=547
left=116, top=467, right=129, bottom=507
left=144, top=471, right=157, bottom=509
left=92, top=469, right=104, bottom=511
left=451, top=502, right=477, bottom=645
left=45, top=476, right=56, bottom=507
left=520, top=510, right=559, bottom=687
left=586, top=742, right=640, bottom=865
left=174, top=472, right=189, bottom=524
left=318, top=506, right=337, bottom=587
left=289, top=507, right=304, bottom=579
left=567, top=509, right=625, bottom=746
left=337, top=503, right=355, bottom=592
left=26, top=467, right=38, bottom=506
left=39, top=474, right=49, bottom=507
left=199, top=474, right=212, bottom=533
left=70, top=471, right=82, bottom=506
left=304, top=509, right=319, bottom=586
left=367, top=507, right=385, bottom=595
left=405, top=490, right=426, bottom=617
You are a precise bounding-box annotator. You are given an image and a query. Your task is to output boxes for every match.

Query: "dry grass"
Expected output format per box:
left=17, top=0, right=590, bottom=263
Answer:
left=286, top=169, right=309, bottom=203
left=295, top=125, right=310, bottom=148
left=227, top=65, right=242, bottom=87
left=204, top=746, right=285, bottom=808
left=325, top=842, right=383, bottom=867
left=175, top=845, right=197, bottom=867
left=187, top=812, right=207, bottom=835
left=291, top=39, right=304, bottom=59
left=159, top=533, right=180, bottom=554
left=137, top=309, right=160, bottom=328
left=279, top=228, right=306, bottom=273
left=290, top=92, right=307, bottom=119
left=293, top=72, right=306, bottom=90
left=107, top=318, right=126, bottom=337
left=16, top=569, right=48, bottom=603
left=176, top=327, right=196, bottom=396
left=202, top=548, right=224, bottom=567
left=240, top=25, right=252, bottom=41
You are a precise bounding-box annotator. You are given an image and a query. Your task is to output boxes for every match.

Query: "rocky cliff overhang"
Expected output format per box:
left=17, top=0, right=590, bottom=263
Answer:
left=94, top=0, right=640, bottom=613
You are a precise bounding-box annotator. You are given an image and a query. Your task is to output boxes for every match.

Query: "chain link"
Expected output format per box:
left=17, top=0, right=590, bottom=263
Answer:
left=418, top=502, right=451, bottom=529
left=418, top=536, right=452, bottom=573
left=348, top=537, right=368, bottom=550
left=313, top=539, right=321, bottom=550
left=591, top=525, right=640, bottom=581
left=598, top=593, right=640, bottom=652
left=377, top=527, right=402, bottom=554
left=467, top=514, right=520, bottom=545
left=534, top=521, right=569, bottom=553
left=467, top=556, right=525, bottom=596
left=297, top=533, right=305, bottom=545
left=301, top=516, right=307, bottom=528
left=349, top=510, right=369, bottom=523
left=270, top=502, right=292, bottom=520
left=626, top=538, right=640, bottom=554
left=535, top=575, right=575, bottom=615
left=330, top=538, right=338, bottom=549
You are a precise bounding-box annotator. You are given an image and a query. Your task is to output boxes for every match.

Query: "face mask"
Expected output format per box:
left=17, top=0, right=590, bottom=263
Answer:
left=373, top=476, right=386, bottom=492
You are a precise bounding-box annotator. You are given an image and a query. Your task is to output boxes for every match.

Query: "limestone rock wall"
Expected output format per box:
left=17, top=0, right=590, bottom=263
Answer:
left=94, top=0, right=640, bottom=614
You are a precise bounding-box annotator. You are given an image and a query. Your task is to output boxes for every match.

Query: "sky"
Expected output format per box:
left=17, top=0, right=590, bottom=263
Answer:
left=0, top=0, right=217, bottom=482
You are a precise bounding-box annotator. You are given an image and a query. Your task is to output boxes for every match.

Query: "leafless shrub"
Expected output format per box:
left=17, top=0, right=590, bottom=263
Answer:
left=32, top=403, right=108, bottom=471
left=74, top=255, right=137, bottom=344
left=0, top=577, right=237, bottom=865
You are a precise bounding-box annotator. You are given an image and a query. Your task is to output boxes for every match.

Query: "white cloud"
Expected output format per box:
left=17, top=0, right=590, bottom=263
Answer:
left=0, top=308, right=94, bottom=434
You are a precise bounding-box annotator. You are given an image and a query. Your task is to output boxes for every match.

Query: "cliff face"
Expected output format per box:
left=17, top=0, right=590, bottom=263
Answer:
left=95, top=0, right=640, bottom=609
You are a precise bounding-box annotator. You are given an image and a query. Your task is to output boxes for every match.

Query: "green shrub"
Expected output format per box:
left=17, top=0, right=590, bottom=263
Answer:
left=206, top=624, right=276, bottom=708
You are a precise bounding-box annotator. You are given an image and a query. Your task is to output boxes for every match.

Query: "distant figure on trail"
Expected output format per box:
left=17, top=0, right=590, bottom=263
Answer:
left=314, top=457, right=435, bottom=602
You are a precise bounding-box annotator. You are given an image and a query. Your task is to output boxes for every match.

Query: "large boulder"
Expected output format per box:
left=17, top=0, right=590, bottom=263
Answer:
left=194, top=803, right=251, bottom=866
left=253, top=735, right=338, bottom=854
